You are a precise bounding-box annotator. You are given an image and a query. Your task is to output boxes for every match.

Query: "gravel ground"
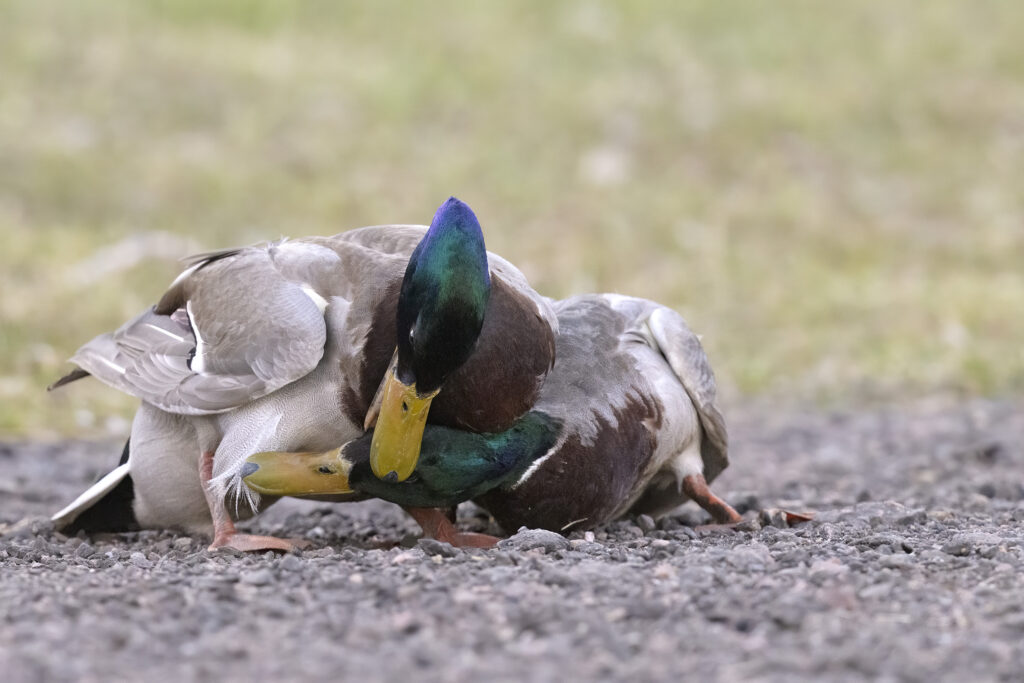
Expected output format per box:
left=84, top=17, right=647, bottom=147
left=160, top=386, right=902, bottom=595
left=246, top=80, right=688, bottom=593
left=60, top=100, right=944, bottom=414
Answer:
left=2, top=398, right=1023, bottom=682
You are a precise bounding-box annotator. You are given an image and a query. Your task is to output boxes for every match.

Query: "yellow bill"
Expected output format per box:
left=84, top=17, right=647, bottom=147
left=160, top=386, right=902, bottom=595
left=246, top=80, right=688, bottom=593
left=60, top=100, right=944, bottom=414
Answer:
left=241, top=448, right=353, bottom=496
left=368, top=371, right=438, bottom=482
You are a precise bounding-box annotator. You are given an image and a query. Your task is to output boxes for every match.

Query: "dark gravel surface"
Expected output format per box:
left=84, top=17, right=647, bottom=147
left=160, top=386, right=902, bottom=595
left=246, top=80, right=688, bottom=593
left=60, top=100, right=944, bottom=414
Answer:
left=2, top=398, right=1023, bottom=682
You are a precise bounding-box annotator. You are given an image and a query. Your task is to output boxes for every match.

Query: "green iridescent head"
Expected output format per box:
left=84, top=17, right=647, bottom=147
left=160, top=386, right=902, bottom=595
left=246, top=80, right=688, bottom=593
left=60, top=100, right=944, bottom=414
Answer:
left=369, top=196, right=492, bottom=483
left=243, top=411, right=562, bottom=509
left=396, top=196, right=491, bottom=394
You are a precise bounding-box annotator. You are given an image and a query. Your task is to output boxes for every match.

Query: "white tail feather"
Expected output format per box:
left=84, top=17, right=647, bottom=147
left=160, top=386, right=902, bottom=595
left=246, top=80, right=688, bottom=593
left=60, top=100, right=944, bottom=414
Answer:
left=52, top=463, right=131, bottom=529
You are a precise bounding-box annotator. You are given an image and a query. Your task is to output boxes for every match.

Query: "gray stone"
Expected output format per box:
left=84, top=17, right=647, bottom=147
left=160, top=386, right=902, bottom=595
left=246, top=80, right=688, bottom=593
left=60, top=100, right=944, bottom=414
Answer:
left=942, top=532, right=1004, bottom=556
left=635, top=515, right=656, bottom=533
left=416, top=538, right=461, bottom=558
left=278, top=554, right=303, bottom=572
left=239, top=569, right=275, bottom=586
left=760, top=509, right=789, bottom=528
left=129, top=551, right=153, bottom=569
left=498, top=528, right=570, bottom=553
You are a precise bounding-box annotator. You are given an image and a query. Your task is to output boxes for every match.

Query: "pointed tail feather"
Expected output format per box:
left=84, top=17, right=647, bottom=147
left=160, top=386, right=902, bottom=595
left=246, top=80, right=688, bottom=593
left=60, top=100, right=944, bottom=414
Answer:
left=53, top=440, right=138, bottom=532
left=47, top=367, right=91, bottom=392
left=52, top=463, right=131, bottom=529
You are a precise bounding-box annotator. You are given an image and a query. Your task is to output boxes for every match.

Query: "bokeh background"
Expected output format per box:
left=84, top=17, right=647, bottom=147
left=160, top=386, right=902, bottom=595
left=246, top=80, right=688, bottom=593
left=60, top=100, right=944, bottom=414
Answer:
left=1, top=0, right=1021, bottom=437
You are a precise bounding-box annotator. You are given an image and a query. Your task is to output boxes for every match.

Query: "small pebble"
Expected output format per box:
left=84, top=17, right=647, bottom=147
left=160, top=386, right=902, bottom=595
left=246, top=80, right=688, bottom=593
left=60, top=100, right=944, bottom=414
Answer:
left=278, top=554, right=303, bottom=572
left=240, top=569, right=274, bottom=586
left=498, top=528, right=569, bottom=553
left=129, top=552, right=153, bottom=569
left=735, top=518, right=762, bottom=533
left=417, top=538, right=461, bottom=558
left=760, top=509, right=789, bottom=529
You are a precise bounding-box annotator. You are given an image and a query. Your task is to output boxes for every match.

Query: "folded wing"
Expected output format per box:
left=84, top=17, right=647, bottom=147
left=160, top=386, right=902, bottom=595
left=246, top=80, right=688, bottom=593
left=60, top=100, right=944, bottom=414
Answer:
left=54, top=242, right=331, bottom=415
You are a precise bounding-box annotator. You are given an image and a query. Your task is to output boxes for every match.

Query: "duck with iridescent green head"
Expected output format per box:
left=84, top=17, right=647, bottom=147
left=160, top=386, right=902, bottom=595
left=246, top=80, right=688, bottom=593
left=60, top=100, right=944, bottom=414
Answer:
left=243, top=293, right=741, bottom=545
left=50, top=197, right=557, bottom=551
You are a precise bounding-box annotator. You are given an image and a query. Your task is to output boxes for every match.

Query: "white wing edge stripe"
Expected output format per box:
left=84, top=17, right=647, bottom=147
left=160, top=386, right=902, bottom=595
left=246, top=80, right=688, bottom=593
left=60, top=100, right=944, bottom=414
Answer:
left=185, top=300, right=208, bottom=374
left=300, top=284, right=329, bottom=314
left=169, top=261, right=203, bottom=289
left=97, top=356, right=126, bottom=374
left=510, top=434, right=567, bottom=489
left=561, top=517, right=589, bottom=531
left=144, top=323, right=186, bottom=343
left=51, top=463, right=131, bottom=526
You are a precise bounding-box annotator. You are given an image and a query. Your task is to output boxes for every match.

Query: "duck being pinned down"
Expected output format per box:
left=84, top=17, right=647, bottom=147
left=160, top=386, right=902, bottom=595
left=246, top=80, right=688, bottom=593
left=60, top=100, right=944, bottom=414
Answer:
left=243, top=293, right=739, bottom=541
left=50, top=197, right=557, bottom=551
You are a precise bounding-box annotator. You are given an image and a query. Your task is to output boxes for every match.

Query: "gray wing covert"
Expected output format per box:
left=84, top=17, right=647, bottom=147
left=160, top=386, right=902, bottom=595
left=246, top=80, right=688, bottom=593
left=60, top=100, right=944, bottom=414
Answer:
left=646, top=306, right=729, bottom=482
left=60, top=243, right=331, bottom=415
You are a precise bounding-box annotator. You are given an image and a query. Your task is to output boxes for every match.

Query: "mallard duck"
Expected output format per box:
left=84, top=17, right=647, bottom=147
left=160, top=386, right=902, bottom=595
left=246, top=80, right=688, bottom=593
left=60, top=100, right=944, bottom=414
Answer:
left=241, top=293, right=739, bottom=542
left=50, top=197, right=557, bottom=551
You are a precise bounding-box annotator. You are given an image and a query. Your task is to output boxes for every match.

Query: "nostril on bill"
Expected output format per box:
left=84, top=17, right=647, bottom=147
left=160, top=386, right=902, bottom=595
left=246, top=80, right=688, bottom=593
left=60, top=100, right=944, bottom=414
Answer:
left=383, top=470, right=399, bottom=483
left=239, top=462, right=259, bottom=478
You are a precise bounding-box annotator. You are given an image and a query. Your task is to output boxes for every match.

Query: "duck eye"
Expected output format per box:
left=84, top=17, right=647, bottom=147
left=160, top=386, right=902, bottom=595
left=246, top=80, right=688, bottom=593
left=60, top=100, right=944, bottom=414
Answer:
left=408, top=327, right=415, bottom=345
left=401, top=401, right=409, bottom=414
left=317, top=465, right=334, bottom=475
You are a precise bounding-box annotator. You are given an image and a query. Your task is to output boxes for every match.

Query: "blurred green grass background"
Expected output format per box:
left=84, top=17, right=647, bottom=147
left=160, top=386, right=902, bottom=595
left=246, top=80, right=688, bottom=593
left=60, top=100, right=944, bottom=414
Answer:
left=1, top=0, right=1021, bottom=437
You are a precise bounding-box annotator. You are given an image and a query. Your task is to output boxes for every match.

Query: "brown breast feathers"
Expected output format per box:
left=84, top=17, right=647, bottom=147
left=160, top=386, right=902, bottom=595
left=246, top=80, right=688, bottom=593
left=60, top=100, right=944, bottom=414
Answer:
left=344, top=275, right=555, bottom=434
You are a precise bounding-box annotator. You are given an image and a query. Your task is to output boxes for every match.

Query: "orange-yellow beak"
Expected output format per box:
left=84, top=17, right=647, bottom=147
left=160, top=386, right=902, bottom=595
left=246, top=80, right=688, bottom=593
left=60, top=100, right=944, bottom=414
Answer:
left=367, top=370, right=438, bottom=482
left=242, top=448, right=353, bottom=496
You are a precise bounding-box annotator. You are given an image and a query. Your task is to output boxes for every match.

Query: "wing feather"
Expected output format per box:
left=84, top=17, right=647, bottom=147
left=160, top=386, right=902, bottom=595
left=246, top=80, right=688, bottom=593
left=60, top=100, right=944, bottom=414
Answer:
left=59, top=245, right=330, bottom=414
left=646, top=306, right=729, bottom=481
left=53, top=224, right=556, bottom=418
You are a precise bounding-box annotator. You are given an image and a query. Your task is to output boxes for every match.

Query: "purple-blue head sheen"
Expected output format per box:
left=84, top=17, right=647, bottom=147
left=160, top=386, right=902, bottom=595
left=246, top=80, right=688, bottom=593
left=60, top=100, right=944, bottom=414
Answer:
left=424, top=196, right=490, bottom=288
left=395, top=197, right=493, bottom=394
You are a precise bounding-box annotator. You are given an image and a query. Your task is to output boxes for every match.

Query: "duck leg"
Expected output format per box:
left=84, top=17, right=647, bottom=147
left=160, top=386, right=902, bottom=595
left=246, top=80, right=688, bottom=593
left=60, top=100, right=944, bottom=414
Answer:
left=682, top=473, right=742, bottom=524
left=405, top=507, right=500, bottom=549
left=200, top=450, right=306, bottom=552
